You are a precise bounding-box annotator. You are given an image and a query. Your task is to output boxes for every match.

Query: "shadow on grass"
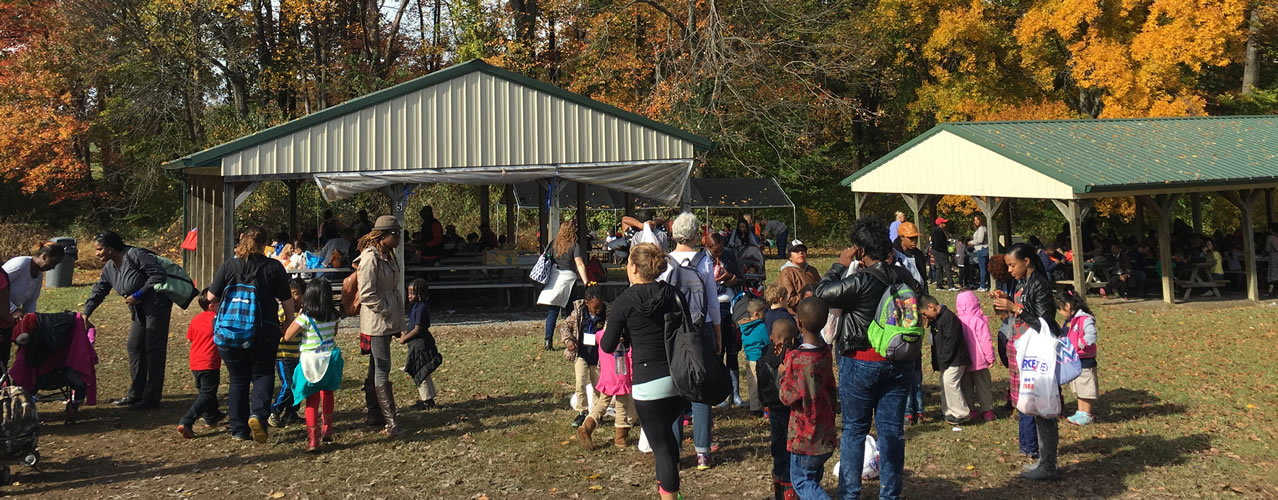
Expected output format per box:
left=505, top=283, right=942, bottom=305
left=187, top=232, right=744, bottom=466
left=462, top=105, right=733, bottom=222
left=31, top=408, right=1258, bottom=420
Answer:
left=1097, top=388, right=1187, bottom=423
left=888, top=433, right=1213, bottom=499
left=8, top=449, right=302, bottom=495
left=397, top=391, right=555, bottom=441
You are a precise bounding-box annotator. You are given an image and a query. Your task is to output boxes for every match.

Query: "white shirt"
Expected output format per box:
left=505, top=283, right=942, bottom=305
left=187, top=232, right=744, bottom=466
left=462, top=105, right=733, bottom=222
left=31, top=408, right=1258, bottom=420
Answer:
left=2, top=257, right=41, bottom=314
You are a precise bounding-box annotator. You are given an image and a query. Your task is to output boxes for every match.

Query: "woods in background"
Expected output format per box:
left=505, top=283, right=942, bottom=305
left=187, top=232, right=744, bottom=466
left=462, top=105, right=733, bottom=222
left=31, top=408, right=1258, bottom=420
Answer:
left=0, top=0, right=1274, bottom=240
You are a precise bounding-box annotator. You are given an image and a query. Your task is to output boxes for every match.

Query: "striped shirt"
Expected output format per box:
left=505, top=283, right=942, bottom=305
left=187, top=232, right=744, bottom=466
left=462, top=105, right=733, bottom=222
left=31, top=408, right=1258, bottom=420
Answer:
left=294, top=313, right=338, bottom=354
left=277, top=306, right=300, bottom=360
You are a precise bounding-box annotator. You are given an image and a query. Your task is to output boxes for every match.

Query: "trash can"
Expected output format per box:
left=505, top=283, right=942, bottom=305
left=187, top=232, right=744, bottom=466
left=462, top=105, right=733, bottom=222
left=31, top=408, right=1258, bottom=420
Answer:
left=44, top=237, right=77, bottom=288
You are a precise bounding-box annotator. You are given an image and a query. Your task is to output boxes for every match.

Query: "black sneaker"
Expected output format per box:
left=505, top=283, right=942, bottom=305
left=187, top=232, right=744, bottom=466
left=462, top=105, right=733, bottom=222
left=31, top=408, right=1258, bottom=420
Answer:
left=204, top=412, right=225, bottom=428
left=944, top=415, right=969, bottom=425
left=571, top=411, right=588, bottom=428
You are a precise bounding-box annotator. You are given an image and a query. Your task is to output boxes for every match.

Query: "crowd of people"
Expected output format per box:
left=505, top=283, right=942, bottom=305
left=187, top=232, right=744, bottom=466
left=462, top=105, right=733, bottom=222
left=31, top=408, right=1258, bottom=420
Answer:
left=549, top=212, right=1113, bottom=499
left=16, top=203, right=1278, bottom=498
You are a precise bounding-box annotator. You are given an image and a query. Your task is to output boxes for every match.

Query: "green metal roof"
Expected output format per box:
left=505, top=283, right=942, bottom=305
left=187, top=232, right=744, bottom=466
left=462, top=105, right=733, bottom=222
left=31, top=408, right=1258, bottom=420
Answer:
left=165, top=59, right=714, bottom=170
left=841, top=116, right=1278, bottom=193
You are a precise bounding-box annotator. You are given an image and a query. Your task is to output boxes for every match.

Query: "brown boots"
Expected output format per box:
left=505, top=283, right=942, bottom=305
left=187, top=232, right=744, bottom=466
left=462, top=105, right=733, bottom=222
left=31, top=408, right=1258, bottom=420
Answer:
left=374, top=382, right=402, bottom=437
left=577, top=416, right=598, bottom=450
left=579, top=420, right=631, bottom=451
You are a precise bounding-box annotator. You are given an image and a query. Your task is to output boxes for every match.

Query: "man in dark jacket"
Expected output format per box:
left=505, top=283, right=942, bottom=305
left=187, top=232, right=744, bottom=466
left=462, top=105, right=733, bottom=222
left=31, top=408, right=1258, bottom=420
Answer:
left=930, top=217, right=954, bottom=290
left=814, top=216, right=919, bottom=500
left=921, top=294, right=971, bottom=424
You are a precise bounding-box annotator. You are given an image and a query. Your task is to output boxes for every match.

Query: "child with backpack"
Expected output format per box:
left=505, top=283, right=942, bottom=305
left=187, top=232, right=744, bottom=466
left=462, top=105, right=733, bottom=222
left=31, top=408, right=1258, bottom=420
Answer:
left=269, top=278, right=306, bottom=428
left=758, top=318, right=799, bottom=500
left=562, top=286, right=606, bottom=429
left=739, top=297, right=770, bottom=417
left=764, top=285, right=795, bottom=333
left=955, top=291, right=997, bottom=421
left=920, top=294, right=971, bottom=424
left=779, top=297, right=836, bottom=499
left=1057, top=290, right=1099, bottom=425
left=284, top=278, right=344, bottom=453
left=178, top=290, right=224, bottom=439
left=402, top=279, right=443, bottom=410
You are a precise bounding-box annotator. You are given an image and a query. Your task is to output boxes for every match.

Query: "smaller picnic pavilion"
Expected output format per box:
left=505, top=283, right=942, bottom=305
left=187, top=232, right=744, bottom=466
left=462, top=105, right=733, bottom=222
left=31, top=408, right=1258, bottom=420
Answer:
left=841, top=116, right=1278, bottom=304
left=165, top=59, right=713, bottom=292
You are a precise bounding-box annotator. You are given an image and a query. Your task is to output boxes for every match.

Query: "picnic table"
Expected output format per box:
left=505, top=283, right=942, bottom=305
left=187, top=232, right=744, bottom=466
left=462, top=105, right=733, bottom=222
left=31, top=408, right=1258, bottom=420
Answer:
left=1175, top=262, right=1227, bottom=300
left=1054, top=262, right=1108, bottom=294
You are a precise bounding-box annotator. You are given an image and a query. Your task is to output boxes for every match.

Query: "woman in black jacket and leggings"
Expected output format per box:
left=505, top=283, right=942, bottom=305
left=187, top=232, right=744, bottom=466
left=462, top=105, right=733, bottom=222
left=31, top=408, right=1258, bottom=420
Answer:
left=993, top=242, right=1061, bottom=480
left=600, top=243, right=684, bottom=500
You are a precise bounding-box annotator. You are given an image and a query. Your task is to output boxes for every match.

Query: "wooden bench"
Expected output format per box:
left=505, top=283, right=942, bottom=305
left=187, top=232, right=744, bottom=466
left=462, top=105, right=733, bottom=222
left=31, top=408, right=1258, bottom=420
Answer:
left=1055, top=269, right=1108, bottom=293
left=1174, top=279, right=1229, bottom=299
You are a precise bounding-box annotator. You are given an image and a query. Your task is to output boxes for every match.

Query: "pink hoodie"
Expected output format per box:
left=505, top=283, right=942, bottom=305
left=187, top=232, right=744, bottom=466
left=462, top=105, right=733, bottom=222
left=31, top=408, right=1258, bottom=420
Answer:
left=955, top=291, right=995, bottom=372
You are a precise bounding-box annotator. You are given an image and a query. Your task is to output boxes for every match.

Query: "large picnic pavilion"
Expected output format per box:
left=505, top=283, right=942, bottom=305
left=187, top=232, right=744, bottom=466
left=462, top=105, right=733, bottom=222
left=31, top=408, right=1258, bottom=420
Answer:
left=165, top=60, right=713, bottom=289
left=841, top=116, right=1278, bottom=304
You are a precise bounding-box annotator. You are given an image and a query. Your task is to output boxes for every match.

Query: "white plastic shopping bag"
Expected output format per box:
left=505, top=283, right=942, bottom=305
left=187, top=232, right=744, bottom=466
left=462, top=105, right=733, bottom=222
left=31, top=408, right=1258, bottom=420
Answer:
left=831, top=434, right=880, bottom=481
left=631, top=222, right=667, bottom=250
left=1056, top=337, right=1082, bottom=385
left=1014, top=318, right=1061, bottom=418
left=638, top=428, right=652, bottom=453
left=568, top=384, right=595, bottom=411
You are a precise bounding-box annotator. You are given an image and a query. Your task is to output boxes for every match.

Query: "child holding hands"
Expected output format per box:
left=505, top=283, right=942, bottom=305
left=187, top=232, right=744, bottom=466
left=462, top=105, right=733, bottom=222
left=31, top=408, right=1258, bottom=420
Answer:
left=757, top=319, right=800, bottom=499
left=778, top=297, right=837, bottom=500
left=402, top=279, right=443, bottom=410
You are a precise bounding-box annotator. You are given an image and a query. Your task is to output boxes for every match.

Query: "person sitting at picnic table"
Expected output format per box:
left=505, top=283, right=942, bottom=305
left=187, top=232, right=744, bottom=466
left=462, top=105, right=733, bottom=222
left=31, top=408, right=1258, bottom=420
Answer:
left=479, top=223, right=500, bottom=250
left=419, top=205, right=445, bottom=266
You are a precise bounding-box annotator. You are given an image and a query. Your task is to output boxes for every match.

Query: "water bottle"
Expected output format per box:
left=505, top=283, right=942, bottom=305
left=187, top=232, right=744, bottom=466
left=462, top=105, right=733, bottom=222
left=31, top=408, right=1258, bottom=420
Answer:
left=615, top=345, right=629, bottom=375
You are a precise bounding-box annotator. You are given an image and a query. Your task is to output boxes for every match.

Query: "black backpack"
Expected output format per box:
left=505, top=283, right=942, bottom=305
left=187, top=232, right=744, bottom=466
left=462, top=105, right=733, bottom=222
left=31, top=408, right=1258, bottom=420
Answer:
left=664, top=287, right=731, bottom=405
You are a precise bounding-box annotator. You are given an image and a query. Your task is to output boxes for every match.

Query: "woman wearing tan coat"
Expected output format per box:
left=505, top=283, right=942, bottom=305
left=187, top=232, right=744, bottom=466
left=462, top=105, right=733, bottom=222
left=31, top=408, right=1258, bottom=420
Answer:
left=777, top=241, right=820, bottom=312
left=356, top=216, right=406, bottom=436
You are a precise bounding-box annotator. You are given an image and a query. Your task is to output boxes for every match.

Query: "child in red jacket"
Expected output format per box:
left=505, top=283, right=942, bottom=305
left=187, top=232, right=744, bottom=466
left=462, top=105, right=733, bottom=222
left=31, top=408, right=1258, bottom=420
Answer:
left=779, top=297, right=837, bottom=499
left=178, top=290, right=223, bottom=438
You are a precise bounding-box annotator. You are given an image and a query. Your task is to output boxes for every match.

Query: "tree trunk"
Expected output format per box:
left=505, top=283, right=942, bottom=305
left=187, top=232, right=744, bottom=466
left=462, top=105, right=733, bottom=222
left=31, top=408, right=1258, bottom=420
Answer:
left=1243, top=7, right=1260, bottom=94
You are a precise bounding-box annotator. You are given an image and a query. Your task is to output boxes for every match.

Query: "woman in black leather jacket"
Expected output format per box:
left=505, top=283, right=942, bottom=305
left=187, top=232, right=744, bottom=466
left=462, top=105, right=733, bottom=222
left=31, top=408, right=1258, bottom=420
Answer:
left=993, top=242, right=1060, bottom=480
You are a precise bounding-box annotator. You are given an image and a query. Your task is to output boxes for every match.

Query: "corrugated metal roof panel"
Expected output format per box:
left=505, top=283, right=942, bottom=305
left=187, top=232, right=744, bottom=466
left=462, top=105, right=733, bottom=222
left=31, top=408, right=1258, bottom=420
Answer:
left=842, top=116, right=1278, bottom=194
left=163, top=60, right=712, bottom=175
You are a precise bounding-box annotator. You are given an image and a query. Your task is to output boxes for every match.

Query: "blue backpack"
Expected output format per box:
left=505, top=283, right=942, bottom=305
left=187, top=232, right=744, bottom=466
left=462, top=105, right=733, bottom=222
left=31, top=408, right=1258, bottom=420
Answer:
left=214, top=260, right=261, bottom=349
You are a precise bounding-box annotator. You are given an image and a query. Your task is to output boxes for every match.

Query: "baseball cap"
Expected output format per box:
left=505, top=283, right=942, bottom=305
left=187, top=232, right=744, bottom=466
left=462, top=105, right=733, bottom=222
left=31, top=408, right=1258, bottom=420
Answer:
left=898, top=222, right=920, bottom=238
left=935, top=217, right=949, bottom=225
left=789, top=240, right=808, bottom=253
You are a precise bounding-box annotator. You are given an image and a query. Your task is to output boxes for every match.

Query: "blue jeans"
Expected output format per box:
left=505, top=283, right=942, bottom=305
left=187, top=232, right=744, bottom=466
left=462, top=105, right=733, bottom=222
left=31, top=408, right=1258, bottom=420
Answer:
left=544, top=307, right=560, bottom=341
left=769, top=407, right=792, bottom=482
left=1019, top=413, right=1039, bottom=456
left=903, top=358, right=923, bottom=417
left=674, top=401, right=714, bottom=454
left=976, top=248, right=990, bottom=289
left=791, top=452, right=832, bottom=499
left=838, top=358, right=910, bottom=500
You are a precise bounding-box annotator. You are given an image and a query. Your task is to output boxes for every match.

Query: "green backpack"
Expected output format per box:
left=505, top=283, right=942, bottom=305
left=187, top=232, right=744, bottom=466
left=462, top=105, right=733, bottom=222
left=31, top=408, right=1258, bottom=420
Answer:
left=152, top=254, right=198, bottom=310
left=864, top=267, right=924, bottom=361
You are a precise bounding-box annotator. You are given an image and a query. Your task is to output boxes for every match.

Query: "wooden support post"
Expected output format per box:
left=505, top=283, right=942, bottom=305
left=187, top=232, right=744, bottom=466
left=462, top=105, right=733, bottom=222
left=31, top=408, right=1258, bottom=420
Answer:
left=538, top=182, right=549, bottom=249
left=222, top=182, right=237, bottom=261
left=1191, top=193, right=1203, bottom=234
left=853, top=191, right=871, bottom=220
left=576, top=183, right=589, bottom=262
left=972, top=195, right=1006, bottom=262
left=1001, top=200, right=1014, bottom=251
left=287, top=179, right=300, bottom=239
left=1140, top=194, right=1180, bottom=304
left=383, top=184, right=408, bottom=303
left=1133, top=199, right=1145, bottom=240
left=479, top=185, right=491, bottom=229
left=504, top=184, right=516, bottom=248
left=1267, top=189, right=1275, bottom=226
left=1052, top=199, right=1086, bottom=295
left=1223, top=189, right=1263, bottom=301
left=901, top=194, right=934, bottom=249
left=624, top=193, right=636, bottom=217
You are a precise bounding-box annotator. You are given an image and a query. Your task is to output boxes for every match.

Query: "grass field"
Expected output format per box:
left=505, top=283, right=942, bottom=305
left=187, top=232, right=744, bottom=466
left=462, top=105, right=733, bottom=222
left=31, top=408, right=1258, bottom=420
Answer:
left=4, top=260, right=1277, bottom=498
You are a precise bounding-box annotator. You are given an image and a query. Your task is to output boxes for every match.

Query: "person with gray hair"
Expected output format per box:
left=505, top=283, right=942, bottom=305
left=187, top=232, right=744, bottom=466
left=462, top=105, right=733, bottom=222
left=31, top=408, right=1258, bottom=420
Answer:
left=660, top=211, right=725, bottom=470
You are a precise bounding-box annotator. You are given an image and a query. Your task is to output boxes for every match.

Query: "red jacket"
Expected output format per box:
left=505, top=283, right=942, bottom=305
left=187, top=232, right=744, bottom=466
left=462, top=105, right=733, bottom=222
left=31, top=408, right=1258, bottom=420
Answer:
left=186, top=311, right=220, bottom=371
left=778, top=343, right=837, bottom=456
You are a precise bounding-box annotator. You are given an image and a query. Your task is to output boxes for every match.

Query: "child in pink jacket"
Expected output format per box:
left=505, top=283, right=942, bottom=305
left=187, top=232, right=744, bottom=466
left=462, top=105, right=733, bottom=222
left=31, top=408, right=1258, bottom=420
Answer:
left=955, top=291, right=997, bottom=421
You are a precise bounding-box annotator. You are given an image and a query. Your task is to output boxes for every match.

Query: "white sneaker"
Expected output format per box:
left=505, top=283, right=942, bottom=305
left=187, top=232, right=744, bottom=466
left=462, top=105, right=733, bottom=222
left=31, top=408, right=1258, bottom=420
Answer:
left=977, top=287, right=988, bottom=292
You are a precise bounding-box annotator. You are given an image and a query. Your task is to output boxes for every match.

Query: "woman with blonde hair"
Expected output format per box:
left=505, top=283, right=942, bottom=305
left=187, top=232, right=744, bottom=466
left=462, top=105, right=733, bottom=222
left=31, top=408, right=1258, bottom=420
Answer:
left=355, top=216, right=406, bottom=436
left=600, top=243, right=686, bottom=499
left=205, top=226, right=295, bottom=442
left=538, top=220, right=591, bottom=351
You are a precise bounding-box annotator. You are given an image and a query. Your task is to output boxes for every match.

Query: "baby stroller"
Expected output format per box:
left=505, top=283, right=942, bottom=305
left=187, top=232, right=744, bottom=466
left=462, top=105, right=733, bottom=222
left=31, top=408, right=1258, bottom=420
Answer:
left=10, top=312, right=98, bottom=425
left=0, top=360, right=40, bottom=485
left=736, top=244, right=766, bottom=294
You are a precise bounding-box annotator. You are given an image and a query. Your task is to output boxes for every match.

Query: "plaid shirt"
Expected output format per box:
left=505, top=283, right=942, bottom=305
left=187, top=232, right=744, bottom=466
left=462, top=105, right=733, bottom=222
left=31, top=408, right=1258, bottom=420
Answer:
left=778, top=343, right=837, bottom=456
